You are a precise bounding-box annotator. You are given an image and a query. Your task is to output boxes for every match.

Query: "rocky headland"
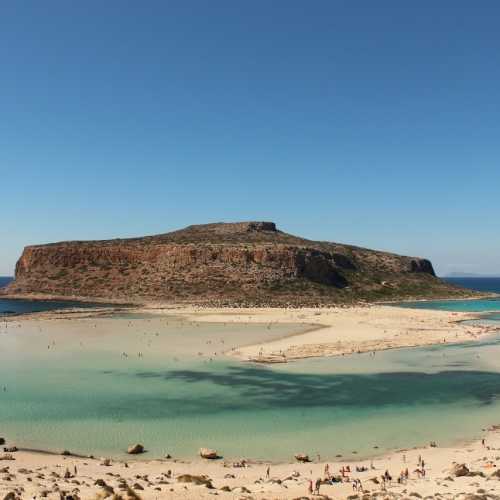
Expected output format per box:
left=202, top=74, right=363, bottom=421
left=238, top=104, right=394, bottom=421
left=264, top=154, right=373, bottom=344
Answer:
left=1, top=221, right=477, bottom=305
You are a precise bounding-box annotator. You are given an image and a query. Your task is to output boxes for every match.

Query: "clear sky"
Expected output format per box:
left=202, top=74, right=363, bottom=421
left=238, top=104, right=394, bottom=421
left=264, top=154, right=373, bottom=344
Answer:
left=1, top=1, right=499, bottom=276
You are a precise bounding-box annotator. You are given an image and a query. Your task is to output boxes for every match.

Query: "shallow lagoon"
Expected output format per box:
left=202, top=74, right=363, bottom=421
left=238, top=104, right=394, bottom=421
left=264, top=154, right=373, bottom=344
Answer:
left=1, top=304, right=500, bottom=461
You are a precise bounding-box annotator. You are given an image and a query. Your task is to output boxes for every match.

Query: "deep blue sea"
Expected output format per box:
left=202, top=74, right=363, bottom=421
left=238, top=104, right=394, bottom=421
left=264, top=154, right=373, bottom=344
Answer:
left=444, top=277, right=500, bottom=294
left=0, top=276, right=102, bottom=315
left=0, top=276, right=12, bottom=288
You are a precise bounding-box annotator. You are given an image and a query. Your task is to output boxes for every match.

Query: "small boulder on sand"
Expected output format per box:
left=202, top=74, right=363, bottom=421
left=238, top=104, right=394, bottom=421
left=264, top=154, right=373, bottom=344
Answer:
left=294, top=453, right=310, bottom=463
left=177, top=474, right=214, bottom=488
left=127, top=444, right=145, bottom=455
left=451, top=463, right=470, bottom=477
left=199, top=448, right=218, bottom=459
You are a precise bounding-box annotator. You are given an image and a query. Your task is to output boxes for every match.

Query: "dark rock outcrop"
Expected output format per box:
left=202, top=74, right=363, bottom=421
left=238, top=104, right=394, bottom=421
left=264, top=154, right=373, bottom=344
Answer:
left=409, top=258, right=435, bottom=274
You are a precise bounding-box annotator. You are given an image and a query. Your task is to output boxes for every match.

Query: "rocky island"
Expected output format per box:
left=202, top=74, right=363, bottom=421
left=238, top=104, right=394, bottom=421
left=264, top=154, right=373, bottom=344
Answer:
left=2, top=221, right=473, bottom=305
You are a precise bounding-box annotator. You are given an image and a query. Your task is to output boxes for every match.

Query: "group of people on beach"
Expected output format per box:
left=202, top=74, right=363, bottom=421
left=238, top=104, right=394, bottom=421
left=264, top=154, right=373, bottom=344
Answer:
left=413, top=454, right=426, bottom=478
left=305, top=454, right=427, bottom=495
left=306, top=463, right=365, bottom=495
left=306, top=464, right=365, bottom=495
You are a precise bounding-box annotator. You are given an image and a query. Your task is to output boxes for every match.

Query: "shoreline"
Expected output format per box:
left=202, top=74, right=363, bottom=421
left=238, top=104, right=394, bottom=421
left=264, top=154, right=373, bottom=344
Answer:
left=1, top=288, right=497, bottom=307
left=3, top=428, right=500, bottom=499
left=377, top=292, right=499, bottom=305
left=6, top=415, right=498, bottom=465
left=0, top=291, right=139, bottom=307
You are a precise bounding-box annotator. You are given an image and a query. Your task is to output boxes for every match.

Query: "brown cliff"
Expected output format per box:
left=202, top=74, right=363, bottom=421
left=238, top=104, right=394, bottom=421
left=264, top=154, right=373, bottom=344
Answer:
left=3, top=221, right=471, bottom=305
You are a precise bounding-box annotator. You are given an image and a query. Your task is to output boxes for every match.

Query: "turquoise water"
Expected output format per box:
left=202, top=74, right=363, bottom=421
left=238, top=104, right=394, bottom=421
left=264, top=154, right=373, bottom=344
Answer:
left=399, top=276, right=500, bottom=313
left=1, top=302, right=500, bottom=461
left=399, top=297, right=500, bottom=312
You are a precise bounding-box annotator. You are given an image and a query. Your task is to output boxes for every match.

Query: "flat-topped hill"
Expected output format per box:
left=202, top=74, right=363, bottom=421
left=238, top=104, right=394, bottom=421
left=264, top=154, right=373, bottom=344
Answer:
left=3, top=221, right=473, bottom=305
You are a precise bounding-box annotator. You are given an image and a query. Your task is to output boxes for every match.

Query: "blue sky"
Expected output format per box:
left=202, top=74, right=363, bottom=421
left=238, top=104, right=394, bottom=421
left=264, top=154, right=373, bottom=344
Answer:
left=1, top=1, right=499, bottom=276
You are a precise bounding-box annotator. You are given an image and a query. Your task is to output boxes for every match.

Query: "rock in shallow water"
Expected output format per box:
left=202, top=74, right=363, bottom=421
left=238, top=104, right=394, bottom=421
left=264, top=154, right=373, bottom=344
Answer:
left=199, top=448, right=218, bottom=459
left=127, top=444, right=145, bottom=455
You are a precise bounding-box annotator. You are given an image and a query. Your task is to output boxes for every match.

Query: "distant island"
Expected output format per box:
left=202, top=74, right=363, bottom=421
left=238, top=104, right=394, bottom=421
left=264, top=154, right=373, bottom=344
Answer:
left=2, top=221, right=478, bottom=305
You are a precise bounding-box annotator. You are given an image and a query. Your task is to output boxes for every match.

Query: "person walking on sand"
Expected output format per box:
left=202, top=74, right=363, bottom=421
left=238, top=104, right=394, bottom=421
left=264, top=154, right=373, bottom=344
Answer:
left=266, top=466, right=270, bottom=479
left=324, top=463, right=330, bottom=478
left=314, top=477, right=321, bottom=495
left=308, top=479, right=313, bottom=495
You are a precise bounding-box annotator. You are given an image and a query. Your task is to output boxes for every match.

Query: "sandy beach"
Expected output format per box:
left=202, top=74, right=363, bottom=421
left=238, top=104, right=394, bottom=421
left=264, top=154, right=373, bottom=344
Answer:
left=174, top=304, right=499, bottom=363
left=5, top=302, right=498, bottom=364
left=2, top=429, right=500, bottom=499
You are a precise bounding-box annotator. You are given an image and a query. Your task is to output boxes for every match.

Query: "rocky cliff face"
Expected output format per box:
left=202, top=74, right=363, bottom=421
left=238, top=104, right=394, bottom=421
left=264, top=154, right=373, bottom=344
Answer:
left=4, top=221, right=467, bottom=305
